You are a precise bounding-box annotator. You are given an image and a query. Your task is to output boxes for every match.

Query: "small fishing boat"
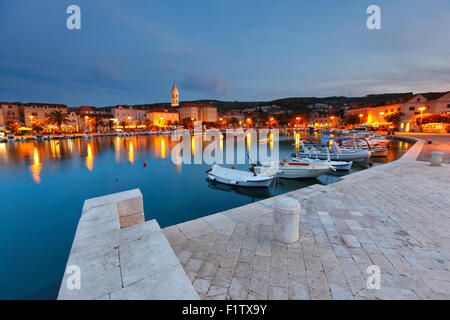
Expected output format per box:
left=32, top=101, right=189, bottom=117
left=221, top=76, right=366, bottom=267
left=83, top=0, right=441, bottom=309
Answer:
left=207, top=164, right=275, bottom=187
left=255, top=159, right=334, bottom=179
left=290, top=156, right=353, bottom=171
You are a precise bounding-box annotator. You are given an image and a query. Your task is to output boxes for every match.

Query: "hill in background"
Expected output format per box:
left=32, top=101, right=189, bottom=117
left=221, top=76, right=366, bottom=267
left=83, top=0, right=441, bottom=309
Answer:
left=104, top=91, right=448, bottom=113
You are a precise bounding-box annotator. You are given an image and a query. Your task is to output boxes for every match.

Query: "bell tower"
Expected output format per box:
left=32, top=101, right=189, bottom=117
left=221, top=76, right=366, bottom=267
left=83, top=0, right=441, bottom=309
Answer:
left=171, top=82, right=179, bottom=107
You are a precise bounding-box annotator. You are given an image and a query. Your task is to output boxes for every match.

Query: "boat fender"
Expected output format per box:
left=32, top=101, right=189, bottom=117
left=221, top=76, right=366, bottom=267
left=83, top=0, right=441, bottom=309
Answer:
left=231, top=166, right=235, bottom=169
left=143, top=162, right=147, bottom=167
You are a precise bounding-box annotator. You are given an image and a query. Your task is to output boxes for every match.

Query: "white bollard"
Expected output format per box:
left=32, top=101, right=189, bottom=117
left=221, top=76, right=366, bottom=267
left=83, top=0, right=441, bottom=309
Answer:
left=273, top=197, right=301, bottom=243
left=430, top=151, right=443, bottom=167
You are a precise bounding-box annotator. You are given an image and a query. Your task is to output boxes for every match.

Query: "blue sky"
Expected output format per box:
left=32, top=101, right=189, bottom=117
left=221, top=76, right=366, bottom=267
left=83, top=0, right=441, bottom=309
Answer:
left=0, top=0, right=449, bottom=107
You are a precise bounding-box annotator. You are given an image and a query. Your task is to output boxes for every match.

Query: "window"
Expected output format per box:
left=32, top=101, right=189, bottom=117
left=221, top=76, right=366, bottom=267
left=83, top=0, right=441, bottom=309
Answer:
left=390, top=109, right=394, bottom=112
left=414, top=112, right=420, bottom=115
left=447, top=104, right=450, bottom=108
left=397, top=108, right=401, bottom=111
left=409, top=107, right=415, bottom=111
left=417, top=98, right=420, bottom=101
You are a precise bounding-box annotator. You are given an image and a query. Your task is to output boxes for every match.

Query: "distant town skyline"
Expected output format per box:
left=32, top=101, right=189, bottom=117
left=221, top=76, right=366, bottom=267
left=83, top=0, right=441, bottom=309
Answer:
left=1, top=0, right=450, bottom=107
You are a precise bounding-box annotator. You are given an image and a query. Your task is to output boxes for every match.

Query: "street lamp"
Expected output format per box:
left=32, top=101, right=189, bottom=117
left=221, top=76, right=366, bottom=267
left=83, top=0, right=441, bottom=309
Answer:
left=418, top=106, right=426, bottom=132
left=359, top=114, right=363, bottom=124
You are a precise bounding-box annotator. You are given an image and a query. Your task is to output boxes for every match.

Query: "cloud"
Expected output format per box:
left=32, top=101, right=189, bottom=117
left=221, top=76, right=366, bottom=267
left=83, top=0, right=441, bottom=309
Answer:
left=180, top=71, right=234, bottom=97
left=90, top=57, right=127, bottom=82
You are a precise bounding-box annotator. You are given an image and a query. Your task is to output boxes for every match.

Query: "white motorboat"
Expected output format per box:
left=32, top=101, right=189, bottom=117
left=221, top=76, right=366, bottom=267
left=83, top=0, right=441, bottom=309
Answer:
left=255, top=159, right=333, bottom=179
left=207, top=164, right=275, bottom=187
left=340, top=139, right=389, bottom=157
left=291, top=157, right=353, bottom=171
left=295, top=141, right=370, bottom=161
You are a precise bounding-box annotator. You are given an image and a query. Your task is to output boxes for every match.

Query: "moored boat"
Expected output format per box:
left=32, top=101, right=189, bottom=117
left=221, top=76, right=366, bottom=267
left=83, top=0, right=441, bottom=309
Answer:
left=255, top=159, right=334, bottom=179
left=294, top=141, right=370, bottom=161
left=207, top=164, right=275, bottom=187
left=291, top=156, right=353, bottom=171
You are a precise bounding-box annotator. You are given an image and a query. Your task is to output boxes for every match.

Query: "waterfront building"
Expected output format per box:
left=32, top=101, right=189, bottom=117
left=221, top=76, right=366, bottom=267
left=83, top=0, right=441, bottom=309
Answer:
left=171, top=83, right=179, bottom=107
left=76, top=106, right=114, bottom=131
left=0, top=102, right=24, bottom=125
left=67, top=109, right=81, bottom=131
left=345, top=94, right=430, bottom=131
left=23, top=103, right=68, bottom=127
left=179, top=104, right=198, bottom=121
left=308, top=116, right=341, bottom=128
left=111, top=105, right=148, bottom=124
left=198, top=104, right=218, bottom=122
left=147, top=109, right=179, bottom=127
left=426, top=92, right=450, bottom=114
left=179, top=103, right=217, bottom=123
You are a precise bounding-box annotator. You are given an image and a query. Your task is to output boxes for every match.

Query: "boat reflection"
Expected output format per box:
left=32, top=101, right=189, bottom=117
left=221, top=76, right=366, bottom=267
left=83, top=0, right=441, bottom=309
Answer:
left=207, top=179, right=271, bottom=201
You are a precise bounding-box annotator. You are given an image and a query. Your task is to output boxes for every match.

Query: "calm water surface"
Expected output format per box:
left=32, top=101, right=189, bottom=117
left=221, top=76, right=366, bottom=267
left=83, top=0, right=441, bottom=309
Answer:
left=0, top=132, right=411, bottom=299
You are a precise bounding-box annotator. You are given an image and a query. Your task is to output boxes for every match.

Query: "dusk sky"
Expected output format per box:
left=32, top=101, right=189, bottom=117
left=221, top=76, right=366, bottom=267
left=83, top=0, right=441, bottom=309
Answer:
left=1, top=0, right=449, bottom=107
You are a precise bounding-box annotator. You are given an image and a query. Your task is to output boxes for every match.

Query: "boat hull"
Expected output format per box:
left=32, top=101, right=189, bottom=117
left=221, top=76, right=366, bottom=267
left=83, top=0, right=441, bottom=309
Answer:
left=295, top=152, right=369, bottom=161
left=255, top=165, right=332, bottom=179
left=207, top=174, right=274, bottom=187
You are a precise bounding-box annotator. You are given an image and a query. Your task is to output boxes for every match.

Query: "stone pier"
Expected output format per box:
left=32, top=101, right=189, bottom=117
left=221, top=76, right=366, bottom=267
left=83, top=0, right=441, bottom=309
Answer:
left=58, top=189, right=199, bottom=300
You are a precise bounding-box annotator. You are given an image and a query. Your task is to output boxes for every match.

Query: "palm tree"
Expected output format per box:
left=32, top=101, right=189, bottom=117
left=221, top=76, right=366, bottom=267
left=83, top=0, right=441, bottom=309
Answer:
left=46, top=110, right=70, bottom=133
left=91, top=117, right=105, bottom=132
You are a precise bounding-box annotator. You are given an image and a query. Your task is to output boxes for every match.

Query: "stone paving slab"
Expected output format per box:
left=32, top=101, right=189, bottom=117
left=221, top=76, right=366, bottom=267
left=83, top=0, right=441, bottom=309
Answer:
left=165, top=154, right=450, bottom=299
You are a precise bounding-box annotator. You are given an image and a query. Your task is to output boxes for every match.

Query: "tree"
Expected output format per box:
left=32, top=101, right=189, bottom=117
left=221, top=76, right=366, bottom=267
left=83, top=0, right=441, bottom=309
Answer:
left=4, top=119, right=20, bottom=134
left=46, top=110, right=70, bottom=132
left=32, top=121, right=45, bottom=134
left=89, top=117, right=103, bottom=132
left=143, top=119, right=152, bottom=130
left=180, top=117, right=194, bottom=128
left=384, top=112, right=404, bottom=129
left=119, top=120, right=128, bottom=131
left=344, top=114, right=360, bottom=128
left=107, top=120, right=116, bottom=132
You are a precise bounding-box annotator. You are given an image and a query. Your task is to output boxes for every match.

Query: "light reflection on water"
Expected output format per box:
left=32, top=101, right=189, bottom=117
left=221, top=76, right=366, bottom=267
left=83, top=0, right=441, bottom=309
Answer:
left=0, top=132, right=411, bottom=300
